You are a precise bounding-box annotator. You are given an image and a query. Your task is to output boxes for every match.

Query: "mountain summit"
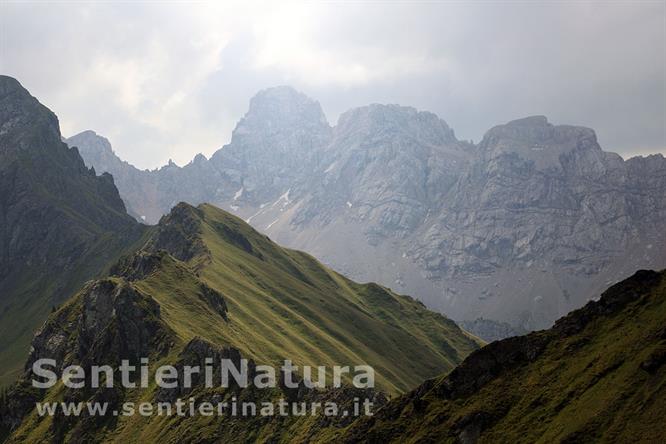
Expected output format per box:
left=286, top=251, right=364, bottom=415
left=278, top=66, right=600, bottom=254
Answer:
left=239, top=85, right=330, bottom=133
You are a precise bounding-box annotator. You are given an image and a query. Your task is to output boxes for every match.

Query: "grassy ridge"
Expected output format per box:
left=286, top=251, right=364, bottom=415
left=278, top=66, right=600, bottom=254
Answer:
left=139, top=203, right=480, bottom=393
left=4, top=202, right=481, bottom=442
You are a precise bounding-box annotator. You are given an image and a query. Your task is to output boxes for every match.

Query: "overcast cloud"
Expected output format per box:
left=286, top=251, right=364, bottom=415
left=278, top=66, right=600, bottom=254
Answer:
left=1, top=1, right=664, bottom=169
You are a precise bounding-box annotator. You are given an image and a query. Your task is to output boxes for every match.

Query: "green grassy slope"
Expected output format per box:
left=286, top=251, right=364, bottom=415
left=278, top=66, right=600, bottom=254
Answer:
left=341, top=269, right=666, bottom=443
left=163, top=203, right=480, bottom=393
left=0, top=230, right=145, bottom=386
left=2, top=202, right=480, bottom=442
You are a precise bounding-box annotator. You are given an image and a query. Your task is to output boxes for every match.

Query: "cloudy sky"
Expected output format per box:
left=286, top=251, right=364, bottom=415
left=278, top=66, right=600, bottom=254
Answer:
left=1, top=1, right=664, bottom=169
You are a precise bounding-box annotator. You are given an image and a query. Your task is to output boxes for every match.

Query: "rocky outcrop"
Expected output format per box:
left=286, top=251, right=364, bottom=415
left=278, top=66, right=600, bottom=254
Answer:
left=26, top=278, right=173, bottom=374
left=197, top=284, right=228, bottom=320
left=1, top=277, right=174, bottom=434
left=145, top=202, right=209, bottom=263
left=110, top=250, right=166, bottom=281
left=155, top=337, right=249, bottom=403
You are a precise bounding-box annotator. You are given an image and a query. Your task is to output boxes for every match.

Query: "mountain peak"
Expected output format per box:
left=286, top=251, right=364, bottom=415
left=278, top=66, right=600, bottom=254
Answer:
left=0, top=76, right=61, bottom=150
left=236, top=85, right=330, bottom=136
left=192, top=153, right=207, bottom=164
left=67, top=130, right=114, bottom=156
left=339, top=103, right=442, bottom=125
left=253, top=84, right=307, bottom=100
left=336, top=103, right=457, bottom=145
left=480, top=115, right=600, bottom=166
left=0, top=77, right=145, bottom=384
left=74, top=129, right=99, bottom=137
left=506, top=115, right=550, bottom=126
left=0, top=75, right=24, bottom=96
left=147, top=202, right=207, bottom=263
left=485, top=115, right=596, bottom=141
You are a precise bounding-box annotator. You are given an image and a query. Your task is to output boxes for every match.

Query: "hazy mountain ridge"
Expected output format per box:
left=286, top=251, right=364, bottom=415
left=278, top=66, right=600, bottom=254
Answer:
left=69, top=86, right=666, bottom=332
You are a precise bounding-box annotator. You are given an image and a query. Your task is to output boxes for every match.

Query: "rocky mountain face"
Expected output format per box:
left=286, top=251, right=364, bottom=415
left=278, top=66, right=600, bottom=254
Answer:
left=339, top=269, right=666, bottom=443
left=68, top=87, right=666, bottom=334
left=0, top=76, right=145, bottom=385
left=209, top=85, right=332, bottom=204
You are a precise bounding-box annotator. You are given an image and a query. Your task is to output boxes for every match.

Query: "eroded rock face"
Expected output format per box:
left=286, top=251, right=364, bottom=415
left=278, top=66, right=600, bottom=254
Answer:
left=81, top=280, right=169, bottom=362
left=71, top=87, right=666, bottom=331
left=26, top=279, right=172, bottom=374
left=1, top=278, right=173, bottom=434
left=209, top=85, right=332, bottom=203
left=110, top=250, right=165, bottom=281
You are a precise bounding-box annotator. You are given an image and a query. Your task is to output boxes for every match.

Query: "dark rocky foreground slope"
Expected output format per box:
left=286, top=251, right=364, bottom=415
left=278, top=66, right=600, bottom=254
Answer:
left=339, top=269, right=666, bottom=443
left=69, top=87, right=666, bottom=333
left=0, top=76, right=145, bottom=385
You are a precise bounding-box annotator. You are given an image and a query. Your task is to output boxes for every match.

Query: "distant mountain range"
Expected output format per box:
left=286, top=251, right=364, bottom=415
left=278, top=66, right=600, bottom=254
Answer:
left=67, top=86, right=666, bottom=333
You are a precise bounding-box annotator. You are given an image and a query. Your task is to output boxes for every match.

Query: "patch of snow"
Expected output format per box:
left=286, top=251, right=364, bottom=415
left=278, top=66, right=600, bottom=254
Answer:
left=324, top=161, right=338, bottom=173
left=272, top=188, right=291, bottom=208
left=266, top=219, right=279, bottom=229
left=233, top=187, right=244, bottom=201
left=346, top=201, right=352, bottom=208
left=246, top=208, right=264, bottom=224
left=140, top=215, right=146, bottom=221
left=230, top=205, right=239, bottom=211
